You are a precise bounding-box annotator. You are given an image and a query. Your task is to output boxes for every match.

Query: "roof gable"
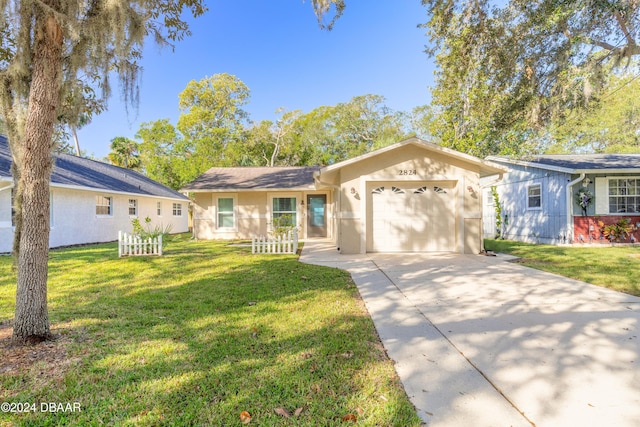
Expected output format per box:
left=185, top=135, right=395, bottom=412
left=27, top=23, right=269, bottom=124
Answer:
left=0, top=135, right=187, bottom=200
left=181, top=166, right=319, bottom=192
left=319, top=138, right=506, bottom=177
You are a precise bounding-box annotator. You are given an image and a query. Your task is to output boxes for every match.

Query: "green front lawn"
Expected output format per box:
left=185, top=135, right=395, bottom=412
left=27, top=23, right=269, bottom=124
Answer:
left=485, top=239, right=640, bottom=297
left=0, top=235, right=421, bottom=426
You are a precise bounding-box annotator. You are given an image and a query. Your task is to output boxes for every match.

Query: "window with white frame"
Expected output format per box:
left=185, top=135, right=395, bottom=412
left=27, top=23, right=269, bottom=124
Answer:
left=172, top=202, right=183, bottom=217
left=217, top=197, right=235, bottom=229
left=96, top=195, right=112, bottom=216
left=484, top=188, right=494, bottom=206
left=527, top=184, right=541, bottom=209
left=272, top=197, right=296, bottom=227
left=608, top=178, right=640, bottom=213
left=128, top=199, right=138, bottom=216
left=157, top=202, right=162, bottom=216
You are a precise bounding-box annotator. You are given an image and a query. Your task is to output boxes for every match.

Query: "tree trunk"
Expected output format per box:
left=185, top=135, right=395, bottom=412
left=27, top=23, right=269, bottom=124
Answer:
left=72, top=125, right=81, bottom=156
left=12, top=11, right=64, bottom=343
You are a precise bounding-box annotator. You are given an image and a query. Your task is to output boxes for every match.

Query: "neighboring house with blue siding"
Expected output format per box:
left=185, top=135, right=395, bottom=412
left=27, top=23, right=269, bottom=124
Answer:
left=0, top=136, right=189, bottom=253
left=482, top=154, right=640, bottom=245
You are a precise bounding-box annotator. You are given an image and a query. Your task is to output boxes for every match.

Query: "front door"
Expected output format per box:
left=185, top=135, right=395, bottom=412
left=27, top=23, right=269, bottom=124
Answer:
left=307, top=195, right=327, bottom=238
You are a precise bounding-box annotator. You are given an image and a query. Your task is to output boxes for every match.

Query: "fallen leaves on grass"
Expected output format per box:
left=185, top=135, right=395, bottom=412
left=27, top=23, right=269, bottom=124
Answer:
left=239, top=410, right=252, bottom=424
left=342, top=413, right=357, bottom=422
left=274, top=407, right=305, bottom=418
left=274, top=407, right=291, bottom=418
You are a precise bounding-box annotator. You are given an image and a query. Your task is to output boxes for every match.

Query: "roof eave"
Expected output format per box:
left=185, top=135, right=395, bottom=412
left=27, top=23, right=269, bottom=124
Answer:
left=486, top=156, right=576, bottom=174
left=575, top=168, right=640, bottom=175
left=51, top=182, right=189, bottom=200
left=181, top=185, right=316, bottom=193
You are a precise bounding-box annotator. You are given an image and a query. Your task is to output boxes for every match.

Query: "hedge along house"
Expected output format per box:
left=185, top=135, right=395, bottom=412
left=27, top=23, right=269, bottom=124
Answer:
left=0, top=136, right=189, bottom=253
left=482, top=154, right=640, bottom=245
left=184, top=138, right=506, bottom=254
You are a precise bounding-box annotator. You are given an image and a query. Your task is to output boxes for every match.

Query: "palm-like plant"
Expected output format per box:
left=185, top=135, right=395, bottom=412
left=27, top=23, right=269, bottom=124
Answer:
left=108, top=137, right=141, bottom=169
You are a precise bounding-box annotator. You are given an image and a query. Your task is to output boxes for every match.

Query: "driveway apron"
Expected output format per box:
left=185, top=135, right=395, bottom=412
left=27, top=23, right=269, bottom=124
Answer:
left=300, top=241, right=640, bottom=427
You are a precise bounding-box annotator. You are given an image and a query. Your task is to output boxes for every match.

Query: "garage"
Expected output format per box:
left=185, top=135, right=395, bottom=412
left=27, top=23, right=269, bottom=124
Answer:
left=311, top=138, right=506, bottom=254
left=368, top=181, right=456, bottom=252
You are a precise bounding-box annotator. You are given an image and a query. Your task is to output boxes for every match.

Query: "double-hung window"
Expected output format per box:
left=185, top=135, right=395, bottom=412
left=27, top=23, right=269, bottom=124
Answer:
left=272, top=197, right=296, bottom=227
left=172, top=203, right=183, bottom=217
left=128, top=199, right=138, bottom=216
left=157, top=202, right=162, bottom=216
left=527, top=184, right=541, bottom=209
left=217, top=197, right=235, bottom=229
left=608, top=178, right=640, bottom=213
left=96, top=196, right=112, bottom=216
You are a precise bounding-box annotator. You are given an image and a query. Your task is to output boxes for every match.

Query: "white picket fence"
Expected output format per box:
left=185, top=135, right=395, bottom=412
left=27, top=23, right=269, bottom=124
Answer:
left=252, top=230, right=298, bottom=254
left=118, top=231, right=163, bottom=257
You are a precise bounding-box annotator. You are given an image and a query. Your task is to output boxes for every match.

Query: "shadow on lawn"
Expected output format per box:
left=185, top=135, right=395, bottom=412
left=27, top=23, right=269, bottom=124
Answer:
left=2, top=239, right=420, bottom=426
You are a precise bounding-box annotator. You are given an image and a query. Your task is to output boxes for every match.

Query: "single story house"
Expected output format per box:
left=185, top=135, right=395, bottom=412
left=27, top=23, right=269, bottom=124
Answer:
left=0, top=135, right=189, bottom=253
left=183, top=138, right=506, bottom=254
left=482, top=154, right=640, bottom=244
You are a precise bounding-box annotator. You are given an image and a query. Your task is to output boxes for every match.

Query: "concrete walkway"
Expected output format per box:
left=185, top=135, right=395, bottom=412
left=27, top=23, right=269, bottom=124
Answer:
left=299, top=240, right=640, bottom=427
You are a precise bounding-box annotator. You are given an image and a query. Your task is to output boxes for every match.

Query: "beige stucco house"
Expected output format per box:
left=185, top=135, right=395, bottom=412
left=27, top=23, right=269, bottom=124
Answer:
left=183, top=138, right=505, bottom=254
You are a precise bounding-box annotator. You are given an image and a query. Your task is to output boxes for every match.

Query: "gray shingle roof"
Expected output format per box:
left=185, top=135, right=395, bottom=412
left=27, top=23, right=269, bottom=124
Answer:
left=489, top=153, right=640, bottom=172
left=182, top=166, right=320, bottom=191
left=0, top=135, right=187, bottom=200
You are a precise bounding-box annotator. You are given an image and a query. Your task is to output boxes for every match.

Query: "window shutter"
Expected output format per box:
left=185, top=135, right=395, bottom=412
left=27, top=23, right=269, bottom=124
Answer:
left=594, top=177, right=608, bottom=215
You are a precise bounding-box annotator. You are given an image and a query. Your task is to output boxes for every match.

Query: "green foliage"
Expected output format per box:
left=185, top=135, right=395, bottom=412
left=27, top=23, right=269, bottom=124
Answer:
left=421, top=0, right=640, bottom=156
left=135, top=91, right=409, bottom=187
left=269, top=214, right=297, bottom=238
left=546, top=71, right=640, bottom=154
left=131, top=216, right=173, bottom=247
left=491, top=186, right=503, bottom=239
left=107, top=136, right=141, bottom=169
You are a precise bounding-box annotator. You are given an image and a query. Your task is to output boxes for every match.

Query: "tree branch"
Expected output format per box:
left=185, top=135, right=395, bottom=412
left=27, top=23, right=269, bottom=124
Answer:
left=614, top=10, right=636, bottom=47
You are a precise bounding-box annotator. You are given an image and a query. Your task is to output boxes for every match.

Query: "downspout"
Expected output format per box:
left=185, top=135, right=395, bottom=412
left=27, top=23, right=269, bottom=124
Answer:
left=313, top=171, right=342, bottom=252
left=566, top=173, right=586, bottom=244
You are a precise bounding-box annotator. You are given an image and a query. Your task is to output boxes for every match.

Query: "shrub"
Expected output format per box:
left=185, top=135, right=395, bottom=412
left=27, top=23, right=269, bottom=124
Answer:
left=598, top=218, right=633, bottom=243
left=131, top=216, right=173, bottom=247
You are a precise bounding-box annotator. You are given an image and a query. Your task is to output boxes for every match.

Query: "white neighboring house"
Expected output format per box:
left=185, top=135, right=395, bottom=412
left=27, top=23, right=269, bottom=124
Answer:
left=0, top=136, right=189, bottom=253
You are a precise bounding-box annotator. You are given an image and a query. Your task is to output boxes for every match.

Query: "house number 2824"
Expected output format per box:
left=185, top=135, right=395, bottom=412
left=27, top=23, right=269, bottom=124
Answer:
left=398, top=169, right=417, bottom=176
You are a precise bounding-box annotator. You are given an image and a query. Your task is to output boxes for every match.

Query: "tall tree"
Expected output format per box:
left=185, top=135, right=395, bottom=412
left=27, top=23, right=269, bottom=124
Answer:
left=176, top=73, right=251, bottom=173
left=546, top=71, right=640, bottom=154
left=244, top=108, right=304, bottom=167
left=328, top=94, right=405, bottom=162
left=136, top=119, right=187, bottom=189
left=421, top=0, right=640, bottom=156
left=0, top=0, right=206, bottom=343
left=108, top=136, right=141, bottom=169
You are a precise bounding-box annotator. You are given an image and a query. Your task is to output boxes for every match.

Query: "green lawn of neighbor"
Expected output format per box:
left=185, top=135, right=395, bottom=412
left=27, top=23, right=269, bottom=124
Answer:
left=0, top=235, right=421, bottom=426
left=485, top=239, right=640, bottom=297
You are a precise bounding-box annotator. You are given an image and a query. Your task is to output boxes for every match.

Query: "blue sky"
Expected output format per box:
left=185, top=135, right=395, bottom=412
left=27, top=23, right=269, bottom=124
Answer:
left=77, top=1, right=435, bottom=158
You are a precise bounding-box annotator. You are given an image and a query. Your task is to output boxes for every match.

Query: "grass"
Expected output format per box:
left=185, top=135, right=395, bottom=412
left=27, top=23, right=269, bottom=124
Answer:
left=485, top=239, right=640, bottom=297
left=0, top=235, right=421, bottom=426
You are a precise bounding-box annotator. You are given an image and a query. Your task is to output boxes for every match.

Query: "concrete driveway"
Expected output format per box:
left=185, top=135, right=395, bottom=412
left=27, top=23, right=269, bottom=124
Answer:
left=300, top=241, right=640, bottom=427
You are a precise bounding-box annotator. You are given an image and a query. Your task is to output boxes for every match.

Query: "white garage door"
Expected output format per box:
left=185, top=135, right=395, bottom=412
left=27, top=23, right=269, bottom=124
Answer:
left=369, top=182, right=455, bottom=252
